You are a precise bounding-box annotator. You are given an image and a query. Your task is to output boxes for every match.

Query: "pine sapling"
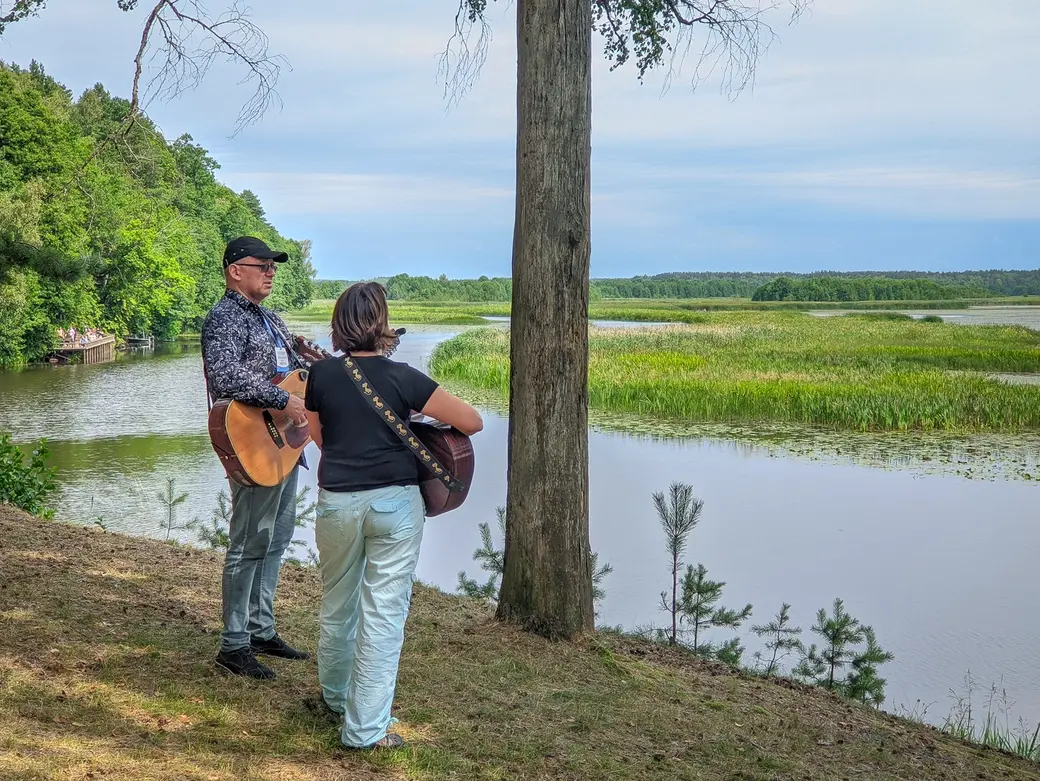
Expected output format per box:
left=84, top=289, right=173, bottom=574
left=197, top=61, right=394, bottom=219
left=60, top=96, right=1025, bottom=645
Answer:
left=192, top=489, right=232, bottom=551
left=157, top=477, right=190, bottom=541
left=458, top=506, right=612, bottom=610
left=653, top=482, right=703, bottom=645
left=285, top=484, right=318, bottom=564
left=844, top=626, right=894, bottom=707
left=678, top=562, right=753, bottom=663
left=794, top=598, right=893, bottom=706
left=458, top=507, right=506, bottom=601
left=751, top=603, right=804, bottom=677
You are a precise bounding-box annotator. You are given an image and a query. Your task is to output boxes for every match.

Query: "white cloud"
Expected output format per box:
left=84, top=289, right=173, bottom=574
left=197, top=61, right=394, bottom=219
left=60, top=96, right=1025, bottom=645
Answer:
left=1, top=0, right=1037, bottom=272
left=612, top=162, right=1040, bottom=220
left=220, top=171, right=513, bottom=215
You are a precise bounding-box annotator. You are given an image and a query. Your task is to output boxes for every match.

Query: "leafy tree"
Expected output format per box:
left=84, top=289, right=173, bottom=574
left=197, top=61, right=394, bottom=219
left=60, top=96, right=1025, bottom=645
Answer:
left=653, top=482, right=703, bottom=645
left=751, top=603, right=804, bottom=677
left=0, top=61, right=313, bottom=365
left=793, top=598, right=894, bottom=705
left=239, top=189, right=268, bottom=225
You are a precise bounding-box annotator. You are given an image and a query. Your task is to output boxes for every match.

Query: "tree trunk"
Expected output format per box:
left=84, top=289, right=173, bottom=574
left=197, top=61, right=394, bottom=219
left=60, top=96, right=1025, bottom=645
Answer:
left=671, top=555, right=679, bottom=644
left=496, top=0, right=594, bottom=638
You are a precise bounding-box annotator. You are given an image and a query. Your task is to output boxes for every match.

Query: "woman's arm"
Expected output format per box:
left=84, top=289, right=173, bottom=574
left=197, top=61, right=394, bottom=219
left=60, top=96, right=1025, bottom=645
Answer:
left=305, top=409, right=323, bottom=450
left=420, top=388, right=483, bottom=436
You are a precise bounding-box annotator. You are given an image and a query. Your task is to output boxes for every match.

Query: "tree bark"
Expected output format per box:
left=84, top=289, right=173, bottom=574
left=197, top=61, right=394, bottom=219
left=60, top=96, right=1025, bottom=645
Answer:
left=496, top=0, right=595, bottom=638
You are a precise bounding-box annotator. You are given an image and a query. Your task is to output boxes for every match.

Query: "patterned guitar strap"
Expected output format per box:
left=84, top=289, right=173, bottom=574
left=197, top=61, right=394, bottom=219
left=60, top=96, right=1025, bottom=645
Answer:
left=341, top=355, right=465, bottom=493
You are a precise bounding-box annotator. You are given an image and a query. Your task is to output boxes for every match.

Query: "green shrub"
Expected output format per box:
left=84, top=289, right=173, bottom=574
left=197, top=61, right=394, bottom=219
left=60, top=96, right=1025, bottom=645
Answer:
left=0, top=432, right=57, bottom=517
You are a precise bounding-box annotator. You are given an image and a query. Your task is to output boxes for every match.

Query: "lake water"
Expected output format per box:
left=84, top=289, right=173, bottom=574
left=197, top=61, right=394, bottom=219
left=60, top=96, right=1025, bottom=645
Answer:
left=1, top=307, right=1038, bottom=729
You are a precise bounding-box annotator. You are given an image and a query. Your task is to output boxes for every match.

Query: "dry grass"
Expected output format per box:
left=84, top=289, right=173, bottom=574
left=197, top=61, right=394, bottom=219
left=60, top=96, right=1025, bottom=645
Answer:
left=2, top=505, right=1038, bottom=781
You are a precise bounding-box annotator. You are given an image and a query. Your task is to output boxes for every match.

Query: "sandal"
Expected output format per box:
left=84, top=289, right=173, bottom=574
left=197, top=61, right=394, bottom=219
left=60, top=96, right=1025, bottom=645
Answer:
left=368, top=733, right=406, bottom=749
left=344, top=732, right=406, bottom=750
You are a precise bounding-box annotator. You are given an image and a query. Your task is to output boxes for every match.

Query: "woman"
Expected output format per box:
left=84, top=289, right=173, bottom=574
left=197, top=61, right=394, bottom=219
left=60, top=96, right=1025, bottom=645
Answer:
left=304, top=282, right=483, bottom=750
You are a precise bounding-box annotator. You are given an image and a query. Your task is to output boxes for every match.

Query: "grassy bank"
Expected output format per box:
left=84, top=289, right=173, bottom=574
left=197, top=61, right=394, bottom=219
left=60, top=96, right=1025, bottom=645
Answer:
left=429, top=313, right=1040, bottom=431
left=2, top=506, right=1038, bottom=781
left=290, top=299, right=505, bottom=325
left=287, top=296, right=1040, bottom=325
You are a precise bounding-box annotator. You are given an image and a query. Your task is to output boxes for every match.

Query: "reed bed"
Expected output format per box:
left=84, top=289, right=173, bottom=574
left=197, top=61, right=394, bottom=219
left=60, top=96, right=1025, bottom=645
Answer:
left=429, top=312, right=1040, bottom=431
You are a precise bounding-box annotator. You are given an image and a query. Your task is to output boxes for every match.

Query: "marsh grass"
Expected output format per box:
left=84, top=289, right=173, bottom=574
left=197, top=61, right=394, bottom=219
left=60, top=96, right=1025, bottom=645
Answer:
left=899, top=675, right=1040, bottom=764
left=429, top=313, right=1040, bottom=431
left=3, top=506, right=1039, bottom=781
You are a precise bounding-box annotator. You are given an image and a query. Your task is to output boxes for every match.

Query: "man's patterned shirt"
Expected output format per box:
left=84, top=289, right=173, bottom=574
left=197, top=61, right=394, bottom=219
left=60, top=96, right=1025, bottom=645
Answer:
left=201, top=289, right=303, bottom=409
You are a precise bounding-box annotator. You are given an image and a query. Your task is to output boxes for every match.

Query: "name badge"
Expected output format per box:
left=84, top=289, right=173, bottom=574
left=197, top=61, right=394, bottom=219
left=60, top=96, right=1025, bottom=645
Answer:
left=275, top=346, right=290, bottom=370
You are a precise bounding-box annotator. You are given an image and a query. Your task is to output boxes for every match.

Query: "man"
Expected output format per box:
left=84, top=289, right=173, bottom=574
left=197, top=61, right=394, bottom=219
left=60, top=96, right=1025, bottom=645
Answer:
left=201, top=236, right=311, bottom=679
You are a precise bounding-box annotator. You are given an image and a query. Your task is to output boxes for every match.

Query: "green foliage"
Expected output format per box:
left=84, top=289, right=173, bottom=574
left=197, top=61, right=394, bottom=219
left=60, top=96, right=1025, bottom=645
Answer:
left=678, top=562, right=753, bottom=664
left=751, top=603, right=804, bottom=677
left=753, top=275, right=992, bottom=302
left=192, top=489, right=233, bottom=552
left=0, top=3, right=47, bottom=34
left=458, top=505, right=613, bottom=610
left=284, top=484, right=319, bottom=566
left=793, top=598, right=894, bottom=706
left=0, top=431, right=56, bottom=517
left=313, top=279, right=349, bottom=298
left=342, top=270, right=1040, bottom=305
left=457, top=506, right=507, bottom=601
left=0, top=60, right=314, bottom=366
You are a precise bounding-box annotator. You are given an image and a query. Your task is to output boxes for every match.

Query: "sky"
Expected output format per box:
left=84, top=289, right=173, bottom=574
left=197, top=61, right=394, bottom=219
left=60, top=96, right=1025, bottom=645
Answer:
left=1, top=0, right=1038, bottom=279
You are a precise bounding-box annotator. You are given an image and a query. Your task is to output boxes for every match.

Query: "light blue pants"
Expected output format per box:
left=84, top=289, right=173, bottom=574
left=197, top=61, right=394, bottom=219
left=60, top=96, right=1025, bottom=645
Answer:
left=221, top=466, right=299, bottom=652
left=315, top=483, right=425, bottom=748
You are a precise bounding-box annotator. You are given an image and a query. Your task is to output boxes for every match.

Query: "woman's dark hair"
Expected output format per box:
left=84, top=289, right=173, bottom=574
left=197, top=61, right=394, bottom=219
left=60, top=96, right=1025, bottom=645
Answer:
left=330, top=282, right=398, bottom=354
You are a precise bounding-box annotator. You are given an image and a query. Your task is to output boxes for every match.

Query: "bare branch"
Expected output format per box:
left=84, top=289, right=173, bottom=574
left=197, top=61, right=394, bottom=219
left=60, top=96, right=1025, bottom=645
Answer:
left=439, top=0, right=493, bottom=107
left=130, top=0, right=287, bottom=136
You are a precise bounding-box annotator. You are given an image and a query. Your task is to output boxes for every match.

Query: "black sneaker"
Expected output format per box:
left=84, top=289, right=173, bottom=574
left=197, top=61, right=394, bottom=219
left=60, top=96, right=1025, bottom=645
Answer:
left=215, top=647, right=276, bottom=680
left=251, top=633, right=311, bottom=660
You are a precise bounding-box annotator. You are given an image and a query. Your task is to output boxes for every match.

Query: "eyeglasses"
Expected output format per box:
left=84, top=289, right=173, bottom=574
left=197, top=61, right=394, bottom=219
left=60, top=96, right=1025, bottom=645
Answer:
left=235, top=262, right=278, bottom=274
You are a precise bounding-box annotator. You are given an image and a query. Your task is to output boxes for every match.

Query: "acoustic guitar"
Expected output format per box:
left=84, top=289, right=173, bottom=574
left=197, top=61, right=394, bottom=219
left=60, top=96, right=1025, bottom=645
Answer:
left=206, top=336, right=328, bottom=488
left=207, top=332, right=475, bottom=516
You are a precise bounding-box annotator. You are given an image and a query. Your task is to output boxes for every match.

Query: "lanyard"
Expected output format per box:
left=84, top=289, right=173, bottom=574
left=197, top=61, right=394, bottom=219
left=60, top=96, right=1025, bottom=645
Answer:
left=261, top=315, right=293, bottom=373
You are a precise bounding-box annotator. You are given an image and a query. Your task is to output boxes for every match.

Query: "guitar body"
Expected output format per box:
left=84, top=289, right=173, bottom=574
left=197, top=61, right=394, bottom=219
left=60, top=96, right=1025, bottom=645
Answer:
left=411, top=420, right=474, bottom=517
left=204, top=332, right=475, bottom=510
left=207, top=369, right=311, bottom=488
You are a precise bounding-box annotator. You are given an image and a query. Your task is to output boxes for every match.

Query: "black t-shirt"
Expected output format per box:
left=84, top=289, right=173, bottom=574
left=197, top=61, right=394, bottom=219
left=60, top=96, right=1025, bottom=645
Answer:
left=304, top=355, right=439, bottom=492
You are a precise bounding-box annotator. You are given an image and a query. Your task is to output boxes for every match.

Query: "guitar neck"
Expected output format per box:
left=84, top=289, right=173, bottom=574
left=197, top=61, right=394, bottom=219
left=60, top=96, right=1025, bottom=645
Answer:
left=291, top=334, right=335, bottom=367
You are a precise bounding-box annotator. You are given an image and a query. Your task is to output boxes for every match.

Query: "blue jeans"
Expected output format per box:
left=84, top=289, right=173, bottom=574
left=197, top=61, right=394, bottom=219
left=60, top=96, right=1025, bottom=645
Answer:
left=315, top=483, right=425, bottom=748
left=221, top=466, right=299, bottom=652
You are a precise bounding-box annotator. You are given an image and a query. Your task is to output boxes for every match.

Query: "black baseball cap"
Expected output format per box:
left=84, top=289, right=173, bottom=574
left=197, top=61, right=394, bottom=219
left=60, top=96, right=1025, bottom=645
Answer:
left=222, top=236, right=289, bottom=268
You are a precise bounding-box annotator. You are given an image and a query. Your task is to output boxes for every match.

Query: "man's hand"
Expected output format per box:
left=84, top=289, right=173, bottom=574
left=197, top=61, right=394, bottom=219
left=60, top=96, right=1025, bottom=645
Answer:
left=283, top=394, right=307, bottom=426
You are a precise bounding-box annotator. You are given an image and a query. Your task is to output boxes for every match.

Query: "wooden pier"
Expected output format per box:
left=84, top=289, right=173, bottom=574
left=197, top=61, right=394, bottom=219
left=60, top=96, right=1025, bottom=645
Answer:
left=52, top=335, right=117, bottom=365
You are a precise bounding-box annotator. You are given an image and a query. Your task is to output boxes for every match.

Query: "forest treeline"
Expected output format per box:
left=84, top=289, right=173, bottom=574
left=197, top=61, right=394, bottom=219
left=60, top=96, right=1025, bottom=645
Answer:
left=311, top=269, right=1038, bottom=303
left=0, top=60, right=314, bottom=368
left=750, top=276, right=993, bottom=302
